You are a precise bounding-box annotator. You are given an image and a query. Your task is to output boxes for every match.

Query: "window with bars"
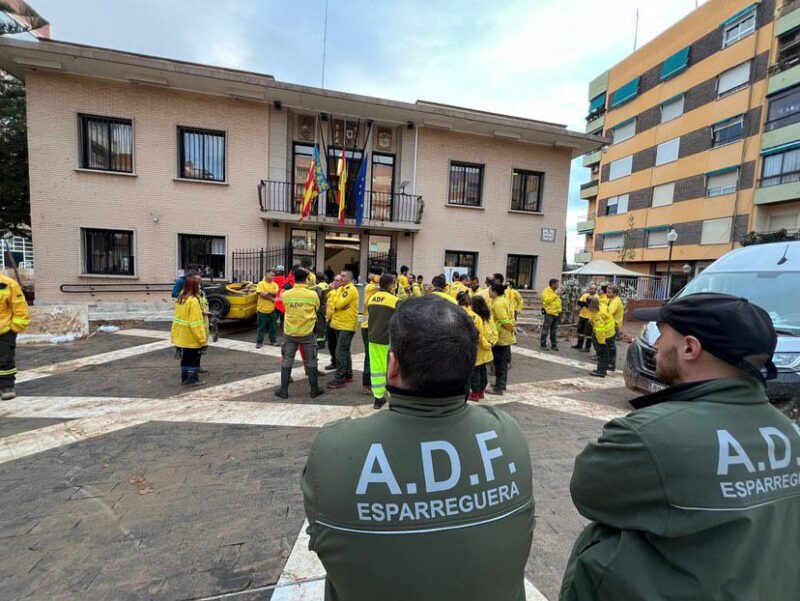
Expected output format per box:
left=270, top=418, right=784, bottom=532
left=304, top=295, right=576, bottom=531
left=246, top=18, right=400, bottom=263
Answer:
left=179, top=234, right=226, bottom=278
left=444, top=250, right=478, bottom=278
left=178, top=127, right=226, bottom=182
left=82, top=228, right=134, bottom=276
left=78, top=115, right=133, bottom=173
left=510, top=169, right=543, bottom=212
left=506, top=254, right=537, bottom=290
left=448, top=162, right=484, bottom=207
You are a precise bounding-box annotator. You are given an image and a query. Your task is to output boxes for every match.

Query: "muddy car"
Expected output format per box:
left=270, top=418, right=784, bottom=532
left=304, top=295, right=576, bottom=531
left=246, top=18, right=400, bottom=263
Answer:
left=625, top=241, right=800, bottom=403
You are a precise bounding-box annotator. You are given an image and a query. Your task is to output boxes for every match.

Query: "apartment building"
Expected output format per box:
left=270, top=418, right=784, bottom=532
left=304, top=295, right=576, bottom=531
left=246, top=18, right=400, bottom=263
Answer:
left=0, top=37, right=600, bottom=306
left=577, top=0, right=800, bottom=293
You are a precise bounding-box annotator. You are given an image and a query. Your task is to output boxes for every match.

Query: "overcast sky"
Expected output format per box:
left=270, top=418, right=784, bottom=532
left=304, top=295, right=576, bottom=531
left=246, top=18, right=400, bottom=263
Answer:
left=32, top=0, right=707, bottom=257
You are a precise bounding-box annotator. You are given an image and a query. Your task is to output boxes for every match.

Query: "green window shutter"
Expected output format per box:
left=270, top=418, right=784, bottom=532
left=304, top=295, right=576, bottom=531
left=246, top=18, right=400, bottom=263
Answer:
left=588, top=92, right=606, bottom=116
left=721, top=4, right=757, bottom=26
left=706, top=165, right=740, bottom=177
left=761, top=141, right=800, bottom=157
left=645, top=225, right=670, bottom=232
left=610, top=77, right=641, bottom=108
left=661, top=47, right=690, bottom=81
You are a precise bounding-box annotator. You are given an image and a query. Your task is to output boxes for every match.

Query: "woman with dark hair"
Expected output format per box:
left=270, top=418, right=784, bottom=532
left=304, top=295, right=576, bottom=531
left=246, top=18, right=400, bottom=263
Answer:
left=466, top=294, right=497, bottom=401
left=486, top=282, right=516, bottom=396
left=171, top=275, right=208, bottom=385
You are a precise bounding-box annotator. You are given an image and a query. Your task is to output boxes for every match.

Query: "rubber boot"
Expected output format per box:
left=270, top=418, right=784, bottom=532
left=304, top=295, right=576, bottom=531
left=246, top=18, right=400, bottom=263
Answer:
left=309, top=367, right=324, bottom=398
left=181, top=367, right=189, bottom=385
left=275, top=367, right=291, bottom=399
left=185, top=368, right=202, bottom=386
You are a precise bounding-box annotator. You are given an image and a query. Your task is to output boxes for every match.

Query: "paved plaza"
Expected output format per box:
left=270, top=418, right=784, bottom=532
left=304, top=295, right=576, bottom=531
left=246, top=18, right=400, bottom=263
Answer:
left=0, top=323, right=637, bottom=601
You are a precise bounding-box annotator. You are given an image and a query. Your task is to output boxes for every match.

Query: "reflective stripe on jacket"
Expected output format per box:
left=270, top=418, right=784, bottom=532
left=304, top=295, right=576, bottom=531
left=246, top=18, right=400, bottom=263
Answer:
left=171, top=296, right=207, bottom=349
left=331, top=283, right=359, bottom=331
left=283, top=284, right=320, bottom=337
left=492, top=295, right=517, bottom=347
left=541, top=286, right=562, bottom=316
left=366, top=290, right=398, bottom=345
left=591, top=307, right=615, bottom=344
left=0, top=274, right=30, bottom=335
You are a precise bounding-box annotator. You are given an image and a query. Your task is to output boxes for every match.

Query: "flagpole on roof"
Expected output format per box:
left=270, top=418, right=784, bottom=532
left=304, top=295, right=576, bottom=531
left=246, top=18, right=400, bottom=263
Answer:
left=321, top=0, right=329, bottom=88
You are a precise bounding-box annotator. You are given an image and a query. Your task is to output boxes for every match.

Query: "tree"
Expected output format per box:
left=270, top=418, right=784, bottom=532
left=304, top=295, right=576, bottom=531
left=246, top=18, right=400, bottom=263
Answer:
left=0, top=1, right=48, bottom=36
left=0, top=73, right=30, bottom=238
left=617, top=213, right=637, bottom=264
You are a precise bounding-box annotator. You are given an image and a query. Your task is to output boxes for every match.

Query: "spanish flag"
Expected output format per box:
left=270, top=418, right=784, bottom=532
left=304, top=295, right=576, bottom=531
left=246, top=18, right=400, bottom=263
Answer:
left=337, top=141, right=347, bottom=225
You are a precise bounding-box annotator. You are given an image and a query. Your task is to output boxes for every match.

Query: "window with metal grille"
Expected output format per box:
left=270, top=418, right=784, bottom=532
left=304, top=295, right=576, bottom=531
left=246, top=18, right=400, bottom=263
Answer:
left=448, top=162, right=484, bottom=207
left=78, top=115, right=133, bottom=173
left=179, top=234, right=226, bottom=278
left=82, top=228, right=134, bottom=275
left=510, top=169, right=543, bottom=212
left=444, top=250, right=478, bottom=278
left=178, top=127, right=226, bottom=182
left=712, top=116, right=744, bottom=147
left=506, top=254, right=537, bottom=290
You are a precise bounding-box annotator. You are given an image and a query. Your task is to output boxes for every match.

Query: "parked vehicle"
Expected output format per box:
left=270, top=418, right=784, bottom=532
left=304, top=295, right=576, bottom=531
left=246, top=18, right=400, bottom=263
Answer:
left=625, top=241, right=800, bottom=402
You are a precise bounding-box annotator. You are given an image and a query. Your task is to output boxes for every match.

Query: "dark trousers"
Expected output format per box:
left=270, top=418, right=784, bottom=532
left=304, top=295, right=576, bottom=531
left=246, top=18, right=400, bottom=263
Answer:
left=282, top=333, right=318, bottom=369
left=575, top=317, right=593, bottom=350
left=256, top=311, right=277, bottom=345
left=334, top=329, right=354, bottom=383
left=492, top=345, right=511, bottom=390
left=180, top=347, right=202, bottom=383
left=316, top=313, right=328, bottom=347
left=326, top=326, right=338, bottom=367
left=593, top=338, right=608, bottom=375
left=471, top=363, right=488, bottom=393
left=0, top=331, right=18, bottom=392
left=607, top=332, right=617, bottom=369
left=361, top=328, right=370, bottom=386
left=541, top=314, right=560, bottom=348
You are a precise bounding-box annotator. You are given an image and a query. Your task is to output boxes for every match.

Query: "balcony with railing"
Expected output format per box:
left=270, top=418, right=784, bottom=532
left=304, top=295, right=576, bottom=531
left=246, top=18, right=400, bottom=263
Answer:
left=582, top=149, right=602, bottom=168
left=258, top=180, right=424, bottom=231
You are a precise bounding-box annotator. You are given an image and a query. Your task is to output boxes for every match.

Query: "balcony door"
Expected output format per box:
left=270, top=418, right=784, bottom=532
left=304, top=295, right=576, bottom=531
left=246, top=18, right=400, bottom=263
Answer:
left=326, top=148, right=363, bottom=219
left=292, top=144, right=316, bottom=215
left=370, top=153, right=395, bottom=221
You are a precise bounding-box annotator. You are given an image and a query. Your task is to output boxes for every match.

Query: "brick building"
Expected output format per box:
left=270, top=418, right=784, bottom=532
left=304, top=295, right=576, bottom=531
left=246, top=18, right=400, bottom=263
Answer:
left=577, top=0, right=800, bottom=293
left=0, top=37, right=600, bottom=307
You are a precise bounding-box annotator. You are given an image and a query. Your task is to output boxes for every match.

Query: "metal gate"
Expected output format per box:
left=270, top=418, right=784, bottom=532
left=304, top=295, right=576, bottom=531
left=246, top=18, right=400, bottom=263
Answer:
left=367, top=249, right=397, bottom=275
left=231, top=244, right=291, bottom=282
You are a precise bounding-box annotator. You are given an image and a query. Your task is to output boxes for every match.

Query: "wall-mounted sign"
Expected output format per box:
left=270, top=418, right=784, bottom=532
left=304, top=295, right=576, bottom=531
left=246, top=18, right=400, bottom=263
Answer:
left=541, top=227, right=557, bottom=242
left=376, top=127, right=393, bottom=150
left=297, top=115, right=315, bottom=142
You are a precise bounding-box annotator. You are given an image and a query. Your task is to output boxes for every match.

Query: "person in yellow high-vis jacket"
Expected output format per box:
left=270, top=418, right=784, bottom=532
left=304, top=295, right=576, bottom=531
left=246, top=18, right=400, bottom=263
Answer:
left=323, top=275, right=341, bottom=371
left=506, top=281, right=524, bottom=317
left=327, top=271, right=359, bottom=389
left=487, top=282, right=517, bottom=396
left=0, top=273, right=30, bottom=400
left=572, top=282, right=598, bottom=352
left=587, top=295, right=616, bottom=378
left=540, top=278, right=562, bottom=351
left=275, top=268, right=323, bottom=399
left=171, top=275, right=208, bottom=386
left=360, top=269, right=382, bottom=395
left=606, top=285, right=625, bottom=371
left=460, top=293, right=498, bottom=401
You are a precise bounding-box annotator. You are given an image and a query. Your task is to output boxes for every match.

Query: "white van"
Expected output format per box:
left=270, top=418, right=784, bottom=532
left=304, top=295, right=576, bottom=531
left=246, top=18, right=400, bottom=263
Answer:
left=625, top=241, right=800, bottom=402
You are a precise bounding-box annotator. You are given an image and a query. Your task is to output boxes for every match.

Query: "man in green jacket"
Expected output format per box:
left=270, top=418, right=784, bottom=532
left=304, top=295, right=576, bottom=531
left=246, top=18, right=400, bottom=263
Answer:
left=560, top=293, right=800, bottom=601
left=302, top=295, right=534, bottom=601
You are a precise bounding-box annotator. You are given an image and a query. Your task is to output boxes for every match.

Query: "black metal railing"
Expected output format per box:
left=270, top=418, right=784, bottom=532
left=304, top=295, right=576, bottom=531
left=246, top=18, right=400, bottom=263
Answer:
left=759, top=170, right=800, bottom=188
left=258, top=180, right=424, bottom=225
left=231, top=244, right=291, bottom=283
left=368, top=250, right=397, bottom=274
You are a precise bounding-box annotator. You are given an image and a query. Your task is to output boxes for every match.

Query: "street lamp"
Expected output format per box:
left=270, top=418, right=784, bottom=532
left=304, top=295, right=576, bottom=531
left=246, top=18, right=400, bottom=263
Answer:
left=666, top=228, right=679, bottom=296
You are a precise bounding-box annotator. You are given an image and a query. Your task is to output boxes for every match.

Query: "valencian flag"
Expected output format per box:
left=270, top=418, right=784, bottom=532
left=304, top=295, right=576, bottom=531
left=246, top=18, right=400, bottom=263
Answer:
left=354, top=152, right=369, bottom=227
left=337, top=141, right=347, bottom=225
left=300, top=145, right=329, bottom=221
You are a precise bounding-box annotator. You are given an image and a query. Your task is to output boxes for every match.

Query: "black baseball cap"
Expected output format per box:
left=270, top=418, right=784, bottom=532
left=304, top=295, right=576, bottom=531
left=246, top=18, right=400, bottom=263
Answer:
left=633, top=293, right=778, bottom=380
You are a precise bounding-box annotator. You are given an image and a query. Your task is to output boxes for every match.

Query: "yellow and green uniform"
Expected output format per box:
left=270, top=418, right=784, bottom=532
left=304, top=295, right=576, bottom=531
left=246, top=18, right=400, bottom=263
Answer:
left=433, top=290, right=458, bottom=305
left=325, top=287, right=339, bottom=323
left=307, top=271, right=317, bottom=286
left=171, top=296, right=208, bottom=349
left=492, top=295, right=517, bottom=347
left=599, top=293, right=610, bottom=308
left=448, top=281, right=465, bottom=299
left=591, top=307, right=616, bottom=344
left=411, top=282, right=423, bottom=297
left=256, top=279, right=280, bottom=345
left=466, top=307, right=497, bottom=366
left=608, top=296, right=624, bottom=332
left=331, top=282, right=359, bottom=332
left=507, top=286, right=523, bottom=314
left=361, top=281, right=379, bottom=331
left=398, top=274, right=411, bottom=296
left=578, top=292, right=598, bottom=320
left=0, top=274, right=30, bottom=391
left=282, top=284, right=320, bottom=338
left=541, top=286, right=562, bottom=316
left=366, top=290, right=398, bottom=400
